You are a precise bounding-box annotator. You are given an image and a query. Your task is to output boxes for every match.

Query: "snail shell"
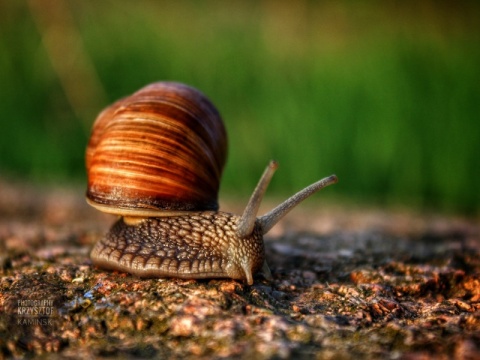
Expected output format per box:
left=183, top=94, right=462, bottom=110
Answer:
left=87, top=82, right=338, bottom=285
left=86, top=82, right=227, bottom=216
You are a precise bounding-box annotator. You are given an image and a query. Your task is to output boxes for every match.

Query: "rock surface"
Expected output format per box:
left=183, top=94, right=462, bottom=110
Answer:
left=0, top=179, right=479, bottom=359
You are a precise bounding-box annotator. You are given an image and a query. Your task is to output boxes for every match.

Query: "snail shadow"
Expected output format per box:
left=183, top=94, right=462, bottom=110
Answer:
left=263, top=231, right=363, bottom=287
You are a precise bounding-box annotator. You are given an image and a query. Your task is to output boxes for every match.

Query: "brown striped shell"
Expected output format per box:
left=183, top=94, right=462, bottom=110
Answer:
left=85, top=82, right=228, bottom=216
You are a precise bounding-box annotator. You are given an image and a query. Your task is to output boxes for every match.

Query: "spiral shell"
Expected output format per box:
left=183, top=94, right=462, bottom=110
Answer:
left=85, top=82, right=228, bottom=216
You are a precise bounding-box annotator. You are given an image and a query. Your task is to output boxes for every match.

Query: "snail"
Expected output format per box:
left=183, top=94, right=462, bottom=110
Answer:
left=87, top=82, right=338, bottom=285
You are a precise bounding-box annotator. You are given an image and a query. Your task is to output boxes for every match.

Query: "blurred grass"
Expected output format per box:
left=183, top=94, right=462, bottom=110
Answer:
left=0, top=0, right=479, bottom=214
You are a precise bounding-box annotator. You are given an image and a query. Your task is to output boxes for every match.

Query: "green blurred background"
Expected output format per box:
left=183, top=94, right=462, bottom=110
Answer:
left=0, top=0, right=479, bottom=214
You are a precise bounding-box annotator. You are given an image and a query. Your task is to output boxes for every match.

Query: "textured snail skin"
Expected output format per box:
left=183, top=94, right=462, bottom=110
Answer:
left=90, top=212, right=265, bottom=285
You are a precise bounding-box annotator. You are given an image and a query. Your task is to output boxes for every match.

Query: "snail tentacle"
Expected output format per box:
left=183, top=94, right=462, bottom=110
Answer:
left=258, top=174, right=338, bottom=235
left=236, top=160, right=278, bottom=239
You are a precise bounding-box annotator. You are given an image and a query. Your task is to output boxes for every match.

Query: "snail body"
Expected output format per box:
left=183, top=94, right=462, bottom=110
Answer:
left=90, top=212, right=266, bottom=285
left=87, top=82, right=337, bottom=285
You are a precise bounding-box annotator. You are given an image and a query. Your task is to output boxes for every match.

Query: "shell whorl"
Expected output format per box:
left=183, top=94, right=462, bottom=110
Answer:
left=86, top=82, right=227, bottom=215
